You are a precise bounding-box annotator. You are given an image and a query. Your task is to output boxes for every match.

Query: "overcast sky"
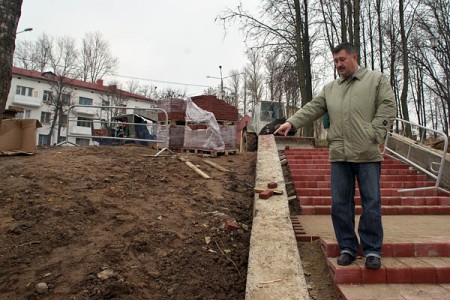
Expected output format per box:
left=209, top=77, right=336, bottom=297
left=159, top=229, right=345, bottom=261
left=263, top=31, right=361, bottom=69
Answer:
left=17, top=0, right=259, bottom=96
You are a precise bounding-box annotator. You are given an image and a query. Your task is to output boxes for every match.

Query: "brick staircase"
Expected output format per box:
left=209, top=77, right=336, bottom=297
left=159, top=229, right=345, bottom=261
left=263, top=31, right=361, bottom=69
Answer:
left=287, top=147, right=450, bottom=299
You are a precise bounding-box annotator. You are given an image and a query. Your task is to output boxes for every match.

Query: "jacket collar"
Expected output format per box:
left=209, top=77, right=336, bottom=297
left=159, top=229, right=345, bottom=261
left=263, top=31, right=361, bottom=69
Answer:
left=338, top=67, right=367, bottom=84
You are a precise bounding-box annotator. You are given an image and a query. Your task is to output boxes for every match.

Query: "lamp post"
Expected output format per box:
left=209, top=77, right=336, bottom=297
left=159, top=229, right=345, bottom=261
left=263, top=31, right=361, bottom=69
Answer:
left=207, top=66, right=244, bottom=100
left=16, top=27, right=33, bottom=35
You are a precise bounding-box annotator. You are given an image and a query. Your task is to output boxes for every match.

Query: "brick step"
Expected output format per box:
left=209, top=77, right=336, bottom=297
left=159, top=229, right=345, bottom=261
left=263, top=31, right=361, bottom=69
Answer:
left=299, top=205, right=450, bottom=215
left=285, top=153, right=329, bottom=162
left=328, top=256, right=450, bottom=285
left=286, top=158, right=406, bottom=165
left=285, top=158, right=330, bottom=164
left=285, top=149, right=329, bottom=154
left=287, top=163, right=411, bottom=170
left=319, top=239, right=450, bottom=258
left=294, top=180, right=435, bottom=189
left=289, top=168, right=419, bottom=176
left=296, top=188, right=447, bottom=197
left=291, top=174, right=429, bottom=182
left=286, top=157, right=408, bottom=169
left=298, top=196, right=450, bottom=206
left=336, top=283, right=450, bottom=300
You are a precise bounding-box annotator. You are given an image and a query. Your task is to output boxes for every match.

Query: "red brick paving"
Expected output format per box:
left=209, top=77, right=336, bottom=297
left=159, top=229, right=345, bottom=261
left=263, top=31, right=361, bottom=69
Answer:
left=288, top=148, right=450, bottom=300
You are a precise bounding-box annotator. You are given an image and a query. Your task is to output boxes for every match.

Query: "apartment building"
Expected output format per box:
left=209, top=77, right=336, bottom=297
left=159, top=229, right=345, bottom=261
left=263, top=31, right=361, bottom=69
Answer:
left=6, top=67, right=156, bottom=146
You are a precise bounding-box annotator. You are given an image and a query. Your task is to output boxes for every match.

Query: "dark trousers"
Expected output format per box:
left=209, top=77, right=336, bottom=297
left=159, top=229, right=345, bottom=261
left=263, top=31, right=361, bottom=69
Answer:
left=330, top=162, right=383, bottom=258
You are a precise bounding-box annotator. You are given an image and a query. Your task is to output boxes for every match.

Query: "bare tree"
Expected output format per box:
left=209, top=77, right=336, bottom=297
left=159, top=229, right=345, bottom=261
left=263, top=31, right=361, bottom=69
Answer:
left=99, top=83, right=130, bottom=122
left=319, top=0, right=340, bottom=50
left=375, top=0, right=385, bottom=72
left=80, top=31, right=119, bottom=83
left=340, top=0, right=347, bottom=41
left=45, top=36, right=80, bottom=143
left=158, top=88, right=186, bottom=99
left=414, top=0, right=449, bottom=133
left=0, top=0, right=23, bottom=124
left=203, top=86, right=218, bottom=97
left=264, top=50, right=284, bottom=104
left=226, top=69, right=243, bottom=108
left=353, top=0, right=361, bottom=63
left=220, top=0, right=315, bottom=136
left=14, top=33, right=53, bottom=72
left=398, top=0, right=413, bottom=136
left=244, top=49, right=264, bottom=110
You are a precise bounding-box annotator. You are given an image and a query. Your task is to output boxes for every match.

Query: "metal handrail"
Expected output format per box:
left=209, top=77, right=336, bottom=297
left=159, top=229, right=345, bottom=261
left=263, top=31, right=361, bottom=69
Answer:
left=56, top=105, right=169, bottom=147
left=382, top=118, right=449, bottom=194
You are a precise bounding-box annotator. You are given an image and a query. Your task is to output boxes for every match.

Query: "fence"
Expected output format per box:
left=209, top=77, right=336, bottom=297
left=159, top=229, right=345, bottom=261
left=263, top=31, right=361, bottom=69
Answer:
left=56, top=105, right=168, bottom=147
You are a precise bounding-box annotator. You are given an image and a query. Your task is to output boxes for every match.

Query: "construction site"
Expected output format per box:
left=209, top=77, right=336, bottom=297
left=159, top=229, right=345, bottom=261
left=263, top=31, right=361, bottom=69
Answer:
left=1, top=96, right=450, bottom=299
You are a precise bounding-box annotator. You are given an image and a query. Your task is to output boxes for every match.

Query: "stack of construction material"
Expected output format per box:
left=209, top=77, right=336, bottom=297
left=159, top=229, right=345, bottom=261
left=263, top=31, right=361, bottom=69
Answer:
left=191, top=95, right=238, bottom=150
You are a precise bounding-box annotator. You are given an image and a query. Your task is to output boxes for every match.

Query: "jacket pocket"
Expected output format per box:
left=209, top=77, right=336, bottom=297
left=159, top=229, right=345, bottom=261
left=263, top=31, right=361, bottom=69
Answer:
left=364, top=122, right=378, bottom=144
left=350, top=121, right=376, bottom=155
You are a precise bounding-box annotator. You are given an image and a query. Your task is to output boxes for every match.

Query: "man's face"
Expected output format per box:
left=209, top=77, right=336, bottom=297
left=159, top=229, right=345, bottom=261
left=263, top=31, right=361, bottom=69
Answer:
left=333, top=50, right=358, bottom=78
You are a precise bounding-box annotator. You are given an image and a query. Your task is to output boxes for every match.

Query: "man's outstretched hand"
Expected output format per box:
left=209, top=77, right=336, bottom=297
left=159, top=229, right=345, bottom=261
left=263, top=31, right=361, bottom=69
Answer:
left=273, top=122, right=292, bottom=136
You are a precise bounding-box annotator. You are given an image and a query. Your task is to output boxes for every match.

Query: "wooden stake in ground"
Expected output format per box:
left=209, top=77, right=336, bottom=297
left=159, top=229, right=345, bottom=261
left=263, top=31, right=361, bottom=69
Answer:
left=178, top=156, right=211, bottom=179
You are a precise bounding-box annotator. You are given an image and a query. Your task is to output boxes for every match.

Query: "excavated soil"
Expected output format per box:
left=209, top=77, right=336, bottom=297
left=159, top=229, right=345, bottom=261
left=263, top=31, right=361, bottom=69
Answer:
left=0, top=145, right=340, bottom=300
left=0, top=146, right=255, bottom=299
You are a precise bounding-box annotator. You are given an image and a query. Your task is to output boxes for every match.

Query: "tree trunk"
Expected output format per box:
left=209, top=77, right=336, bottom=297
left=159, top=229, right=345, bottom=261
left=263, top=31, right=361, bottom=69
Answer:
left=0, top=0, right=23, bottom=125
left=353, top=0, right=361, bottom=64
left=340, top=0, right=347, bottom=41
left=294, top=0, right=314, bottom=137
left=347, top=0, right=354, bottom=43
left=47, top=102, right=60, bottom=145
left=375, top=0, right=384, bottom=73
left=399, top=0, right=412, bottom=137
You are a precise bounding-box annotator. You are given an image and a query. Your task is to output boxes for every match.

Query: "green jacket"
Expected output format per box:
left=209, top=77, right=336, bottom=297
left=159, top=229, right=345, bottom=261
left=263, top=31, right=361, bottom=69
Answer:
left=287, top=67, right=396, bottom=162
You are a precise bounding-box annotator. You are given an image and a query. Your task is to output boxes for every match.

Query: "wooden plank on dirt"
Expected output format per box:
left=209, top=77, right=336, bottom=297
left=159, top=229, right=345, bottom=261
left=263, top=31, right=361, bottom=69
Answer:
left=203, top=159, right=230, bottom=172
left=178, top=157, right=211, bottom=179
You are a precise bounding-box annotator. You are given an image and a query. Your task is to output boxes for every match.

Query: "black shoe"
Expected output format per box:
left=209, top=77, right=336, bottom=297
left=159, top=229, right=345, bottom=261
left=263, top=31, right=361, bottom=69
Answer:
left=365, top=256, right=381, bottom=269
left=337, top=253, right=356, bottom=266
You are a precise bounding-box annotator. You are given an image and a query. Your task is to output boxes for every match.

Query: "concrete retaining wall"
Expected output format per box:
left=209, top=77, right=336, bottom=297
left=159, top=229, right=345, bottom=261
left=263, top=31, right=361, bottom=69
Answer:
left=245, top=135, right=310, bottom=300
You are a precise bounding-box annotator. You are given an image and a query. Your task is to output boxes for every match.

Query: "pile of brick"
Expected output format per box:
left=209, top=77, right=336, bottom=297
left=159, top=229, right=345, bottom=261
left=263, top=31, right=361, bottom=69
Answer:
left=156, top=96, right=238, bottom=151
left=192, top=95, right=238, bottom=150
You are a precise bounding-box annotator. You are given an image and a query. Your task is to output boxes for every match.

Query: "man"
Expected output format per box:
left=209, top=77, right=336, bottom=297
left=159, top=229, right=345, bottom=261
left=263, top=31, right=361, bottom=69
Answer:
left=275, top=42, right=396, bottom=269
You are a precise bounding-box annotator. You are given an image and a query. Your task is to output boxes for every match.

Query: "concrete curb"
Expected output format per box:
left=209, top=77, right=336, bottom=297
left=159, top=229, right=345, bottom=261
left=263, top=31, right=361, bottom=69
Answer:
left=245, top=135, right=310, bottom=300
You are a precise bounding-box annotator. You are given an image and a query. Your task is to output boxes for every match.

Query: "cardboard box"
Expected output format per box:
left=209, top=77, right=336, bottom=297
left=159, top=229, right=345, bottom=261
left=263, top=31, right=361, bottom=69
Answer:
left=0, top=119, right=42, bottom=155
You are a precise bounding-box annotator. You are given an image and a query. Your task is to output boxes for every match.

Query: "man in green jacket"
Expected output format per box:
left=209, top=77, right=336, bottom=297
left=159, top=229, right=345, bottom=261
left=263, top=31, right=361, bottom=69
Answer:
left=275, top=42, right=396, bottom=269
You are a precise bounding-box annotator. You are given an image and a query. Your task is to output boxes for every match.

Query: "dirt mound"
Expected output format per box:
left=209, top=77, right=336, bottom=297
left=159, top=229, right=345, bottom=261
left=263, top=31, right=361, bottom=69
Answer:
left=0, top=146, right=256, bottom=299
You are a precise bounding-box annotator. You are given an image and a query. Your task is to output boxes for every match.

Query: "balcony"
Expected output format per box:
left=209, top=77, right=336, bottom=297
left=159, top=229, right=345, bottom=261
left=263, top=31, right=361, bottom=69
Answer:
left=12, top=95, right=42, bottom=108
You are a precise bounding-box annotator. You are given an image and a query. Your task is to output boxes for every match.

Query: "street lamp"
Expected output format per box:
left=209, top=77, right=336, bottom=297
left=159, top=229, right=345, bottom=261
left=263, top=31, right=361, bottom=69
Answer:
left=16, top=27, right=33, bottom=34
left=206, top=66, right=244, bottom=100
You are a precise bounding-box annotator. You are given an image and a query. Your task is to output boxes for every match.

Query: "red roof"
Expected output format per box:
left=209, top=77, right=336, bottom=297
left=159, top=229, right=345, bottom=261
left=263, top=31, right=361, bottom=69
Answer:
left=12, top=67, right=154, bottom=103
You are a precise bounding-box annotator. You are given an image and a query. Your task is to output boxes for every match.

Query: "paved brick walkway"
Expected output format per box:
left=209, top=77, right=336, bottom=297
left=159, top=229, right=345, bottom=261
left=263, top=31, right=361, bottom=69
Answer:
left=288, top=147, right=450, bottom=300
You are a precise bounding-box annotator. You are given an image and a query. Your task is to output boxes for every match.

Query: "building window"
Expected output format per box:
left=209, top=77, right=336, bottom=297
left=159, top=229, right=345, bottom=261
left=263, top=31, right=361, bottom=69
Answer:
left=79, top=97, right=93, bottom=106
left=40, top=112, right=51, bottom=124
left=43, top=90, right=52, bottom=103
left=38, top=134, right=51, bottom=146
left=75, top=138, right=90, bottom=146
left=16, top=109, right=31, bottom=119
left=60, top=114, right=68, bottom=126
left=16, top=85, right=33, bottom=97
left=62, top=93, right=71, bottom=104
left=77, top=117, right=92, bottom=128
